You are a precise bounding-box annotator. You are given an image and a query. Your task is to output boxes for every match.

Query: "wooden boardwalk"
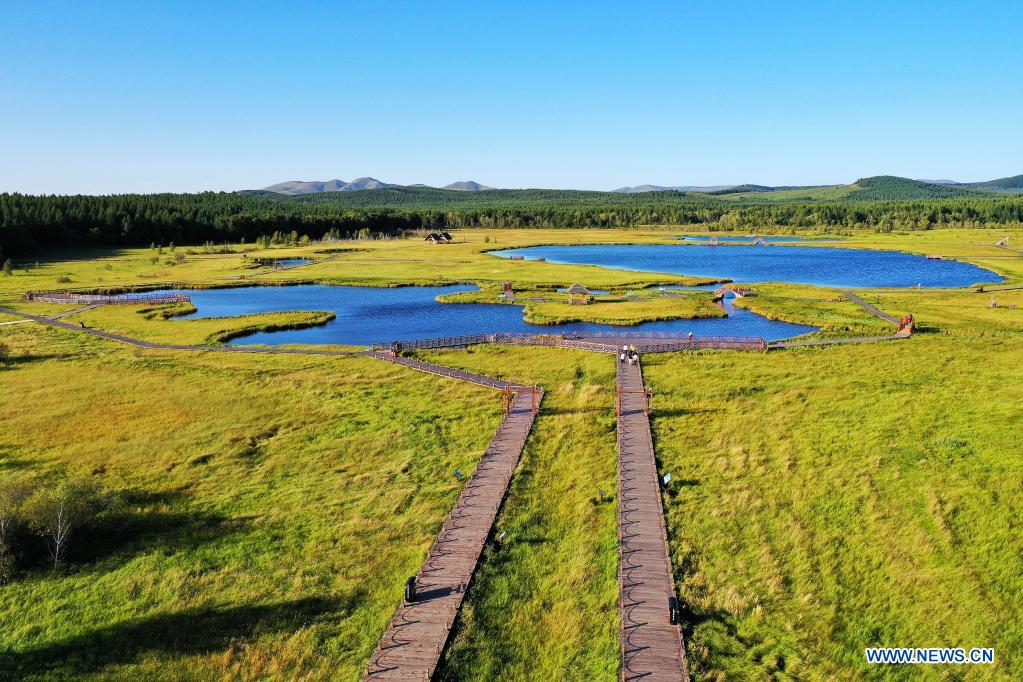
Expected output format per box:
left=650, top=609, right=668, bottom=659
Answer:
left=0, top=309, right=361, bottom=357
left=842, top=291, right=900, bottom=324
left=616, top=359, right=689, bottom=681
left=364, top=354, right=542, bottom=680
left=769, top=332, right=908, bottom=349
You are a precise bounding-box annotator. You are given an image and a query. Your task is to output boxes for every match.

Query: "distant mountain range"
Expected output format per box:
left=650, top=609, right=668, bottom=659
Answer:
left=256, top=174, right=1023, bottom=200
left=262, top=177, right=493, bottom=195
left=610, top=174, right=1023, bottom=199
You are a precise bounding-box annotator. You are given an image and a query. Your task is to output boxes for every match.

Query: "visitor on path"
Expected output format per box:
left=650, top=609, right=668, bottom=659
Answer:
left=620, top=350, right=626, bottom=364
left=79, top=321, right=86, bottom=329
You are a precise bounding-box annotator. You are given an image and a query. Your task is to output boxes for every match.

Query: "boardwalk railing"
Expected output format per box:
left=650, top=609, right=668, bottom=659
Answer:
left=26, top=290, right=191, bottom=305
left=363, top=353, right=544, bottom=680
left=616, top=360, right=689, bottom=680
left=641, top=336, right=767, bottom=352
left=378, top=332, right=766, bottom=354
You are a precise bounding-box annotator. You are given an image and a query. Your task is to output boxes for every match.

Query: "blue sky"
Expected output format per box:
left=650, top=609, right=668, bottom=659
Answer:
left=2, top=1, right=1021, bottom=194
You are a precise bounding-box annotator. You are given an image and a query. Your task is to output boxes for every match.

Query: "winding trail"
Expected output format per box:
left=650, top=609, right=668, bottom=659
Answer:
left=842, top=291, right=900, bottom=324
left=363, top=353, right=542, bottom=680
left=616, top=359, right=689, bottom=681
left=0, top=309, right=360, bottom=357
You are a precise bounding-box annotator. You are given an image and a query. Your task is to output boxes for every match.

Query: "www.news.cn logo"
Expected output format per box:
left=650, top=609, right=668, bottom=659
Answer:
left=865, top=648, right=995, bottom=664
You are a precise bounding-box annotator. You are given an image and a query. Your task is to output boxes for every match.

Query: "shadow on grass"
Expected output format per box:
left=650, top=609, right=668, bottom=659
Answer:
left=0, top=353, right=68, bottom=371
left=0, top=595, right=354, bottom=678
left=0, top=446, right=34, bottom=472
left=13, top=489, right=254, bottom=573
left=72, top=508, right=253, bottom=567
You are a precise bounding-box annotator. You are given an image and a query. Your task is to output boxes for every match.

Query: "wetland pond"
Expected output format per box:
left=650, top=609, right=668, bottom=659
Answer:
left=492, top=244, right=1002, bottom=289
left=150, top=242, right=1000, bottom=345
left=151, top=284, right=814, bottom=346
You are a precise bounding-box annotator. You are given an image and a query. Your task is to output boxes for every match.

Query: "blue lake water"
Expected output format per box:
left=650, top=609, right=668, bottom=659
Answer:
left=152, top=284, right=815, bottom=346
left=492, top=244, right=1002, bottom=289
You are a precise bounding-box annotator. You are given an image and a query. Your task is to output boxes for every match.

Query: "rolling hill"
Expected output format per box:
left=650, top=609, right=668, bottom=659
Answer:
left=613, top=184, right=735, bottom=193
left=965, top=174, right=1023, bottom=193
left=262, top=178, right=497, bottom=195
left=443, top=180, right=494, bottom=191
left=262, top=177, right=400, bottom=195
left=253, top=174, right=1023, bottom=204
left=844, top=176, right=984, bottom=200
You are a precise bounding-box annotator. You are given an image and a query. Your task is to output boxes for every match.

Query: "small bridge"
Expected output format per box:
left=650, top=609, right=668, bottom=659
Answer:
left=712, top=284, right=753, bottom=300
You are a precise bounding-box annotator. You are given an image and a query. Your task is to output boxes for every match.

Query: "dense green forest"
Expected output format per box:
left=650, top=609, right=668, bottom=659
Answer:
left=844, top=176, right=986, bottom=200
left=2, top=187, right=1023, bottom=257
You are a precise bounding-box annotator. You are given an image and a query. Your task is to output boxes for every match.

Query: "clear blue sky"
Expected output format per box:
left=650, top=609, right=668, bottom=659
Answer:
left=2, top=1, right=1021, bottom=194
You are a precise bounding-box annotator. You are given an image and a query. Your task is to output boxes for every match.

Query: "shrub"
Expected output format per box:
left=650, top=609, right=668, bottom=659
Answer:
left=23, top=476, right=112, bottom=569
left=0, top=479, right=34, bottom=583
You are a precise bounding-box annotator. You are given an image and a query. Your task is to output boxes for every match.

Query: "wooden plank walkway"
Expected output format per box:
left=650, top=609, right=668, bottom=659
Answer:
left=616, top=359, right=689, bottom=681
left=842, top=291, right=900, bottom=324
left=364, top=353, right=542, bottom=680
left=0, top=308, right=361, bottom=357
left=769, top=332, right=909, bottom=349
left=49, top=303, right=106, bottom=319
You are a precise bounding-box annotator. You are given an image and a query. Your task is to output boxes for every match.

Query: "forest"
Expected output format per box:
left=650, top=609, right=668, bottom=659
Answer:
left=2, top=189, right=1023, bottom=258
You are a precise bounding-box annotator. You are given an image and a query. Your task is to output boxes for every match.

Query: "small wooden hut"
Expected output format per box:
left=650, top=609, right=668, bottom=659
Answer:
left=566, top=283, right=594, bottom=305
left=500, top=281, right=515, bottom=301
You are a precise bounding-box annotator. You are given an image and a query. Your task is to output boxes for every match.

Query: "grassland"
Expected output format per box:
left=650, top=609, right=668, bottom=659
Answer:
left=438, top=284, right=726, bottom=326
left=521, top=295, right=725, bottom=325
left=1, top=226, right=1021, bottom=680
left=415, top=346, right=620, bottom=680
left=0, top=324, right=502, bottom=680
left=644, top=333, right=1023, bottom=680
left=4, top=226, right=1018, bottom=340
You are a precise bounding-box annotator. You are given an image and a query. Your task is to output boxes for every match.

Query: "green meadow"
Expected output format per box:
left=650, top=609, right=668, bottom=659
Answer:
left=0, top=324, right=501, bottom=680
left=1, top=226, right=1021, bottom=680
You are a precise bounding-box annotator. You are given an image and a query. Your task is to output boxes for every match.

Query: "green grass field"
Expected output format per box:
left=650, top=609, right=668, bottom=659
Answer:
left=0, top=324, right=501, bottom=680
left=645, top=334, right=1023, bottom=680
left=1, top=227, right=1021, bottom=680
left=417, top=346, right=620, bottom=680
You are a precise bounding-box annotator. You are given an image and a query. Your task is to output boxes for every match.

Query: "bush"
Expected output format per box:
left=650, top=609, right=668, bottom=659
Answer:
left=0, top=479, right=33, bottom=582
left=22, top=476, right=113, bottom=569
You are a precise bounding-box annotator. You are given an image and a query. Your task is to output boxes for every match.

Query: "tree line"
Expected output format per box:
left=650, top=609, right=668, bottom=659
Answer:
left=2, top=191, right=1022, bottom=257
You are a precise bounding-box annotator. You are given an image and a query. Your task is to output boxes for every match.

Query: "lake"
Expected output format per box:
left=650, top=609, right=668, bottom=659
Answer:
left=151, top=284, right=815, bottom=346
left=491, top=244, right=1002, bottom=288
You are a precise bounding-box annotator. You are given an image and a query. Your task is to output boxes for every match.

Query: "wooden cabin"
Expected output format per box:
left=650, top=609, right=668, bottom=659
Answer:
left=425, top=232, right=453, bottom=244
left=566, top=283, right=594, bottom=305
